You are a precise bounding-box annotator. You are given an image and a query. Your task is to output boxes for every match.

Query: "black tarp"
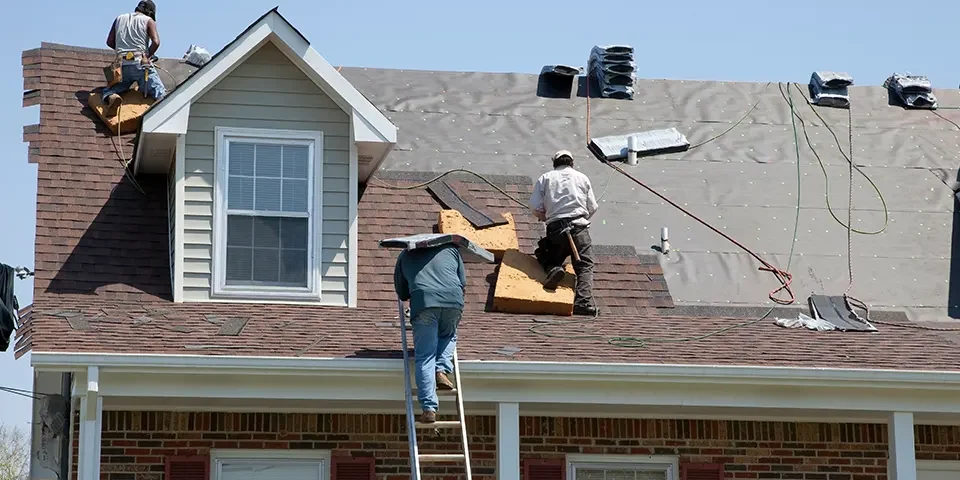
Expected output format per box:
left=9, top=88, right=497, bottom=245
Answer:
left=0, top=264, right=20, bottom=352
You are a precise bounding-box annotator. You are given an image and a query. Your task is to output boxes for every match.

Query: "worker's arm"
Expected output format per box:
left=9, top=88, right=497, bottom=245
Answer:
left=146, top=19, right=161, bottom=57
left=530, top=176, right=547, bottom=222
left=106, top=19, right=117, bottom=50
left=583, top=178, right=599, bottom=219
left=393, top=255, right=411, bottom=301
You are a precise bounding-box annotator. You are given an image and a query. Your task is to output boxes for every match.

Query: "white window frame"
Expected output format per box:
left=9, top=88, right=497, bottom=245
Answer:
left=567, top=454, right=680, bottom=480
left=212, top=126, right=324, bottom=301
left=210, top=449, right=331, bottom=480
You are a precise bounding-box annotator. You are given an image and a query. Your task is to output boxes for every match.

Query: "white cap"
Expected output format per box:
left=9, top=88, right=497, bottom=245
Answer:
left=552, top=150, right=574, bottom=162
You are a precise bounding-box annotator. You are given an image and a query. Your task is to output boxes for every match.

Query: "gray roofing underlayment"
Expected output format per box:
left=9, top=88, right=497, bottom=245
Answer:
left=333, top=67, right=960, bottom=325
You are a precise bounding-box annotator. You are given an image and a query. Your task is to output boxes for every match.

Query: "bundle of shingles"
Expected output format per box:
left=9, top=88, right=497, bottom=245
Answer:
left=587, top=45, right=636, bottom=100
left=884, top=73, right=938, bottom=109
left=809, top=71, right=854, bottom=109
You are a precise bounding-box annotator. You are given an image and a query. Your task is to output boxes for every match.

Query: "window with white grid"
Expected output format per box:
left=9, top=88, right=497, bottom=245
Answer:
left=213, top=450, right=328, bottom=480
left=213, top=127, right=323, bottom=300
left=569, top=456, right=678, bottom=480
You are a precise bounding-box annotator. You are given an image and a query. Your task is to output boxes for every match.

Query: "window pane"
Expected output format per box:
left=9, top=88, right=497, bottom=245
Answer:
left=575, top=469, right=667, bottom=480
left=220, top=462, right=321, bottom=480
left=280, top=218, right=308, bottom=249
left=228, top=176, right=254, bottom=210
left=225, top=247, right=252, bottom=282
left=283, top=145, right=309, bottom=179
left=227, top=216, right=254, bottom=247
left=228, top=143, right=255, bottom=176
left=252, top=248, right=280, bottom=283
left=636, top=472, right=666, bottom=480
left=576, top=470, right=608, bottom=480
left=282, top=179, right=308, bottom=212
left=255, top=144, right=283, bottom=178
left=254, top=178, right=282, bottom=211
left=252, top=218, right=280, bottom=248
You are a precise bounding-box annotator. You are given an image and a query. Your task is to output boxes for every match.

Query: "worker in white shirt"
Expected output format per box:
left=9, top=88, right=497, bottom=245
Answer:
left=529, top=150, right=600, bottom=316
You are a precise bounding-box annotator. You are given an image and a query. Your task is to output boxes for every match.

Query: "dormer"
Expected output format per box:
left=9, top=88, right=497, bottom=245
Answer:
left=134, top=9, right=397, bottom=307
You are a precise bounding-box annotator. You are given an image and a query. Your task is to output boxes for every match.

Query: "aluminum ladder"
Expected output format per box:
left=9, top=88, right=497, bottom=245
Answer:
left=398, top=298, right=473, bottom=480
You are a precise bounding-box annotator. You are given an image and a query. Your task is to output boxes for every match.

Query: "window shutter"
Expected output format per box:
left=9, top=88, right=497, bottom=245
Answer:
left=331, top=456, right=375, bottom=480
left=165, top=455, right=210, bottom=480
left=523, top=458, right=565, bottom=480
left=680, top=463, right=724, bottom=480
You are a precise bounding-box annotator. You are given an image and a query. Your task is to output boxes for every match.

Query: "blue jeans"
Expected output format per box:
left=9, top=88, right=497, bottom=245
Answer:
left=102, top=63, right=166, bottom=101
left=411, top=307, right=461, bottom=413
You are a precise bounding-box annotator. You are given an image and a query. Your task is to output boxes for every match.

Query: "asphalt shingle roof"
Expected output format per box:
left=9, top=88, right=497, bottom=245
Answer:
left=20, top=41, right=960, bottom=371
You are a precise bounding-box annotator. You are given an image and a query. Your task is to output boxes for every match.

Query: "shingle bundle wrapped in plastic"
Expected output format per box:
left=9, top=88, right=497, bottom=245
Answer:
left=884, top=73, right=938, bottom=109
left=809, top=71, right=853, bottom=108
left=587, top=45, right=636, bottom=100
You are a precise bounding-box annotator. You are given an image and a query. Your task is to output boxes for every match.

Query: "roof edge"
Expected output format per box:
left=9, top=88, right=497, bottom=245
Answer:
left=30, top=351, right=960, bottom=389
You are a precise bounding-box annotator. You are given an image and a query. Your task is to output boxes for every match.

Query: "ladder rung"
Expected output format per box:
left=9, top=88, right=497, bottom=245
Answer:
left=415, top=420, right=461, bottom=429
left=418, top=453, right=465, bottom=462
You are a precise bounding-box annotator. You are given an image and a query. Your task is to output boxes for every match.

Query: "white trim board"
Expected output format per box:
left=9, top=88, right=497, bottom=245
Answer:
left=211, top=126, right=324, bottom=301
left=139, top=9, right=396, bottom=144
left=31, top=352, right=960, bottom=389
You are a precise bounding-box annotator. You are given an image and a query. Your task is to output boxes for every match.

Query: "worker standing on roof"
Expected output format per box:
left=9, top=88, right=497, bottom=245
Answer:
left=530, top=150, right=600, bottom=316
left=393, top=243, right=466, bottom=424
left=102, top=0, right=165, bottom=116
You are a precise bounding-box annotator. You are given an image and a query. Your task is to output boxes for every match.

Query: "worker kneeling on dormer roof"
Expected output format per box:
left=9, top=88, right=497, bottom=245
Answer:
left=102, top=0, right=165, bottom=117
left=530, top=150, right=600, bottom=316
left=393, top=243, right=466, bottom=424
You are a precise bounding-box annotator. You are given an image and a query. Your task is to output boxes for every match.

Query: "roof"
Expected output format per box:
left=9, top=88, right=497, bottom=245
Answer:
left=20, top=38, right=960, bottom=371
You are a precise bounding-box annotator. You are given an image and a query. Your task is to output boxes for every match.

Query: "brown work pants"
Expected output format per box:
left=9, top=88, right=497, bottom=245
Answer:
left=534, top=219, right=596, bottom=310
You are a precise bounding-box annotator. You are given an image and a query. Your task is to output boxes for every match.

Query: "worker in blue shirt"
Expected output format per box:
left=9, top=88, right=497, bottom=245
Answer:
left=393, top=244, right=467, bottom=424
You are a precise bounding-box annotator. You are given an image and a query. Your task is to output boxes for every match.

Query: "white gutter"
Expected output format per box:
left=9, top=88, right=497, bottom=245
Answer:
left=30, top=351, right=960, bottom=390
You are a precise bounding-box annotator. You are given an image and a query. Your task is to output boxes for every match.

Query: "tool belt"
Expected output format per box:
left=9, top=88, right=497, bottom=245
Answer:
left=104, top=51, right=147, bottom=87
left=545, top=217, right=584, bottom=237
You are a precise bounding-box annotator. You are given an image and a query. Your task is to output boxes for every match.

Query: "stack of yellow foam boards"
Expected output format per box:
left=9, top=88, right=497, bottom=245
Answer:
left=86, top=87, right=155, bottom=136
left=437, top=209, right=518, bottom=261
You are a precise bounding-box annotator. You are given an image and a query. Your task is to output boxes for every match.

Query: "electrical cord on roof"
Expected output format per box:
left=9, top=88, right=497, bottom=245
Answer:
left=109, top=100, right=147, bottom=196
left=0, top=385, right=49, bottom=400
left=932, top=110, right=960, bottom=131
left=780, top=82, right=888, bottom=235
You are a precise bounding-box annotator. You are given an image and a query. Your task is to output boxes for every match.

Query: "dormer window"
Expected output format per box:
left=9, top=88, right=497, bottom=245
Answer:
left=212, top=127, right=324, bottom=300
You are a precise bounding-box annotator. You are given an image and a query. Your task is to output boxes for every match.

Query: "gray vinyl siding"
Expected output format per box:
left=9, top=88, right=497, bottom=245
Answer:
left=181, top=42, right=351, bottom=305
left=167, top=160, right=176, bottom=293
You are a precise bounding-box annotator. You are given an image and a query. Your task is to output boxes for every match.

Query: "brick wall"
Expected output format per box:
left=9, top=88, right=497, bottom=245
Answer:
left=74, top=412, right=960, bottom=480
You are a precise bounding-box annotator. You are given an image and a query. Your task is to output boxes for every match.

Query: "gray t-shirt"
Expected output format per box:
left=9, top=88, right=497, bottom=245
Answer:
left=393, top=245, right=466, bottom=319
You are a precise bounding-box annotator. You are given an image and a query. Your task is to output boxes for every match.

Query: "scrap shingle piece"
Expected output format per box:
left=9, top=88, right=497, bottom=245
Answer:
left=427, top=180, right=508, bottom=229
left=810, top=71, right=853, bottom=108
left=492, top=249, right=575, bottom=316
left=884, top=73, right=938, bottom=109
left=437, top=210, right=518, bottom=261
left=217, top=317, right=249, bottom=336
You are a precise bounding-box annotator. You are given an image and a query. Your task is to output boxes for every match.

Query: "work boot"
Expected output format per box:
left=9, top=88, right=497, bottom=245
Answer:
left=420, top=411, right=436, bottom=424
left=436, top=372, right=455, bottom=390
left=104, top=93, right=122, bottom=117
left=542, top=266, right=564, bottom=290
left=573, top=305, right=600, bottom=316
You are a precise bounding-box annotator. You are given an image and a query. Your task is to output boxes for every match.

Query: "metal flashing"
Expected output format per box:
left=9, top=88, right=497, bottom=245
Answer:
left=379, top=233, right=496, bottom=263
left=588, top=128, right=691, bottom=162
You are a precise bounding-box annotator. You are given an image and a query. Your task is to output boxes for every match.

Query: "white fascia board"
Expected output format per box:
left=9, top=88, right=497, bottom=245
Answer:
left=141, top=102, right=190, bottom=135
left=140, top=22, right=273, bottom=134
left=266, top=13, right=396, bottom=145
left=29, top=351, right=960, bottom=390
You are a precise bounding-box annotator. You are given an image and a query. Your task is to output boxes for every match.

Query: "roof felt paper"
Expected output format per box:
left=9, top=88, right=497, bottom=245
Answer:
left=20, top=40, right=960, bottom=371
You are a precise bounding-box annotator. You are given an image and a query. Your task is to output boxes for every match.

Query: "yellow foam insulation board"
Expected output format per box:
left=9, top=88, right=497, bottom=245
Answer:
left=492, top=249, right=576, bottom=316
left=86, top=87, right=155, bottom=136
left=437, top=209, right=518, bottom=260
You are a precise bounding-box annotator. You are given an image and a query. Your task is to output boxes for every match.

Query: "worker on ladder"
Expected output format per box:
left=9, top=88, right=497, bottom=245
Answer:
left=393, top=243, right=467, bottom=424
left=102, top=0, right=165, bottom=117
left=530, top=150, right=601, bottom=316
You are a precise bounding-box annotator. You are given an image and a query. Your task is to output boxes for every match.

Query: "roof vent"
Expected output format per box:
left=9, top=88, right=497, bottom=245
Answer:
left=809, top=71, right=853, bottom=108
left=587, top=45, right=635, bottom=100
left=537, top=64, right=582, bottom=98
left=884, top=73, right=938, bottom=109
left=588, top=128, right=690, bottom=162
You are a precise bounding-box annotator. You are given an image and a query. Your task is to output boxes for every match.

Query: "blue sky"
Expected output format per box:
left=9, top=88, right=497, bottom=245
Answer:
left=2, top=0, right=959, bottom=428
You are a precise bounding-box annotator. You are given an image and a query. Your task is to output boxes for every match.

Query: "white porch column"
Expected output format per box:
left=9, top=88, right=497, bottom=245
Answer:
left=497, top=402, right=520, bottom=480
left=888, top=412, right=916, bottom=480
left=76, top=367, right=102, bottom=480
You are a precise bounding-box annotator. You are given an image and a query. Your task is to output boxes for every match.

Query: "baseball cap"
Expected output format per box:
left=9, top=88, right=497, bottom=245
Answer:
left=552, top=150, right=574, bottom=162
